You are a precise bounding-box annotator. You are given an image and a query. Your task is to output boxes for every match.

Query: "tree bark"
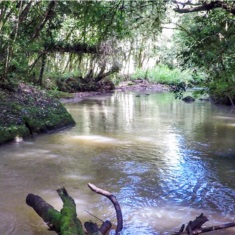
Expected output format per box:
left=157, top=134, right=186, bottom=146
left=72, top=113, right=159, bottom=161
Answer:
left=33, top=1, right=56, bottom=39
left=26, top=188, right=85, bottom=235
left=38, top=53, right=47, bottom=86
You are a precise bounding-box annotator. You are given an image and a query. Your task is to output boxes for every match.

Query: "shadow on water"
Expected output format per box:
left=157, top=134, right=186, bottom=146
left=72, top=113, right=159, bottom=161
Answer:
left=0, top=91, right=235, bottom=234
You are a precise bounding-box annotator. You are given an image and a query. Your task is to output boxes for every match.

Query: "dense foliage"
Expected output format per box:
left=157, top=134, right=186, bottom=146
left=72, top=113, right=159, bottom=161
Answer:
left=131, top=64, right=192, bottom=85
left=0, top=1, right=166, bottom=91
left=0, top=0, right=235, bottom=105
left=175, top=9, right=235, bottom=105
left=170, top=0, right=235, bottom=105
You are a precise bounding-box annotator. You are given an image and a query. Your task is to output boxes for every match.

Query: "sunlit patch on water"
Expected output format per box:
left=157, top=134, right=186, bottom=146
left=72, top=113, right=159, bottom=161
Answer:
left=215, top=115, right=235, bottom=120
left=226, top=123, right=235, bottom=127
left=10, top=149, right=59, bottom=160
left=135, top=136, right=156, bottom=142
left=71, top=135, right=127, bottom=145
left=64, top=173, right=93, bottom=181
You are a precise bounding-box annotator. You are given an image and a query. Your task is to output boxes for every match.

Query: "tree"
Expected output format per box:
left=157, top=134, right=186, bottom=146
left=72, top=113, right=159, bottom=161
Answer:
left=173, top=6, right=235, bottom=106
left=0, top=1, right=167, bottom=89
left=173, top=0, right=235, bottom=15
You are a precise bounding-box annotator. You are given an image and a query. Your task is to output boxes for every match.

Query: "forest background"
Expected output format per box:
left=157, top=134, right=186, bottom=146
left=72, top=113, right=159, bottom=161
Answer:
left=1, top=0, right=235, bottom=105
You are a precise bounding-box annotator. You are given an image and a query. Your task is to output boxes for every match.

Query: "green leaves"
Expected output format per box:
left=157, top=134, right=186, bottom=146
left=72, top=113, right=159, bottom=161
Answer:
left=175, top=8, right=235, bottom=105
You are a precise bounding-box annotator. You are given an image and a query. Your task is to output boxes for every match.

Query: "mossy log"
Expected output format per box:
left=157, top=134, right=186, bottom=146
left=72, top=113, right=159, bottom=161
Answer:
left=26, top=184, right=121, bottom=235
left=26, top=188, right=85, bottom=235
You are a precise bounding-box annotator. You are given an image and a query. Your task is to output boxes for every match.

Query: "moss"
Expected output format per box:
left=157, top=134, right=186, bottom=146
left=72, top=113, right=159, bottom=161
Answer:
left=25, top=112, right=75, bottom=133
left=0, top=84, right=75, bottom=145
left=58, top=188, right=85, bottom=235
left=0, top=125, right=29, bottom=144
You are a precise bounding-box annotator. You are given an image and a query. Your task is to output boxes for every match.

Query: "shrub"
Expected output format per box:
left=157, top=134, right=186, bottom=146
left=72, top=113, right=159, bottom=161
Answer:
left=131, top=64, right=193, bottom=85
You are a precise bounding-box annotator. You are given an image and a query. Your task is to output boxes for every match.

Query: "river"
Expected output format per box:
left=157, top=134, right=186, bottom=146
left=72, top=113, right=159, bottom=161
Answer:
left=0, top=91, right=235, bottom=234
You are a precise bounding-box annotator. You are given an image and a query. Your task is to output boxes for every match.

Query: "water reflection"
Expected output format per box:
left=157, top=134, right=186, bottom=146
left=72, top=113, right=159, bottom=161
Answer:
left=0, top=92, right=235, bottom=234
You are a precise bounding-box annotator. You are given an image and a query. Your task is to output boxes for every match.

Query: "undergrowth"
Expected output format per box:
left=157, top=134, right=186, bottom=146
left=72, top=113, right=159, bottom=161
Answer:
left=131, top=64, right=194, bottom=85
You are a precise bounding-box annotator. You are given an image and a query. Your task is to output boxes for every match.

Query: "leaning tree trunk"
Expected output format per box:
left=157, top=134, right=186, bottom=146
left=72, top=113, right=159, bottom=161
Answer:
left=26, top=187, right=85, bottom=235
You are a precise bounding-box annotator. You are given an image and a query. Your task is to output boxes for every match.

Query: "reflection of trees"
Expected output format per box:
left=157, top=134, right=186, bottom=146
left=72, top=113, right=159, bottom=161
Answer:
left=67, top=93, right=235, bottom=156
left=189, top=107, right=235, bottom=153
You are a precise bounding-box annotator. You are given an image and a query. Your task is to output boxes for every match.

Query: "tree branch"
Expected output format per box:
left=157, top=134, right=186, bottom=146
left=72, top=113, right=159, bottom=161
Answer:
left=173, top=1, right=235, bottom=15
left=88, top=183, right=123, bottom=234
left=172, top=213, right=235, bottom=235
left=33, top=0, right=56, bottom=39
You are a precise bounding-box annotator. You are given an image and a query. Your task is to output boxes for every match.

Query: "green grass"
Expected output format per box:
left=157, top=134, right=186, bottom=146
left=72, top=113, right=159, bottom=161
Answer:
left=47, top=90, right=74, bottom=99
left=131, top=64, right=193, bottom=85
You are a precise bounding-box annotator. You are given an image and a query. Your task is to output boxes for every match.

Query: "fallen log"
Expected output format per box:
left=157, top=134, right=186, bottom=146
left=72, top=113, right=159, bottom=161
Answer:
left=26, top=187, right=85, bottom=235
left=26, top=184, right=121, bottom=235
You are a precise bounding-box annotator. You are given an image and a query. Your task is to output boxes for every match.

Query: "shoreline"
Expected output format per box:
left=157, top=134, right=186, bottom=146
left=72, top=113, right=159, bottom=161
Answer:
left=0, top=81, right=169, bottom=145
left=60, top=81, right=169, bottom=103
left=0, top=84, right=75, bottom=145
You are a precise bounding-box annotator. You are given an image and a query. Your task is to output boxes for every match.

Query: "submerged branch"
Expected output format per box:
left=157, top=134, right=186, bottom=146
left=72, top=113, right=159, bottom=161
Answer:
left=88, top=183, right=123, bottom=234
left=172, top=213, right=235, bottom=235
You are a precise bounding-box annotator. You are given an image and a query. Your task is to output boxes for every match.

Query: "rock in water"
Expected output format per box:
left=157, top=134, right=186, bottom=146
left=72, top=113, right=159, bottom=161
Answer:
left=182, top=96, right=195, bottom=103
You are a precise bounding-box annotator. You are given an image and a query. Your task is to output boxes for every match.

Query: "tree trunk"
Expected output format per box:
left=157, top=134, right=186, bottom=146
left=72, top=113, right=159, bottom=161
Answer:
left=38, top=53, right=47, bottom=86
left=26, top=188, right=85, bottom=235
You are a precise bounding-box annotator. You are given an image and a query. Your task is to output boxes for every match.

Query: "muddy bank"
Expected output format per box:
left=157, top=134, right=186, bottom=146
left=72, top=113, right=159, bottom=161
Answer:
left=60, top=81, right=169, bottom=103
left=0, top=83, right=75, bottom=145
left=60, top=91, right=105, bottom=103
left=116, top=80, right=169, bottom=92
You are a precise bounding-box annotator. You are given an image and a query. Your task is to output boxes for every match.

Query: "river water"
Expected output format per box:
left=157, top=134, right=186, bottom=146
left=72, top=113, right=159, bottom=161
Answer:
left=0, top=91, right=235, bottom=235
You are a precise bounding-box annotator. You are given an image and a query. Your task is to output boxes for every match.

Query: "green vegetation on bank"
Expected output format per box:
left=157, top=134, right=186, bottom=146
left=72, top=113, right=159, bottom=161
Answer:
left=0, top=83, right=75, bottom=145
left=131, top=64, right=193, bottom=86
left=175, top=9, right=235, bottom=106
left=0, top=0, right=234, bottom=138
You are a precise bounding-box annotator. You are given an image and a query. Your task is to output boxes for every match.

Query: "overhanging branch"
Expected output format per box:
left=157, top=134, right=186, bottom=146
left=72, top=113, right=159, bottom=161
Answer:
left=173, top=1, right=235, bottom=15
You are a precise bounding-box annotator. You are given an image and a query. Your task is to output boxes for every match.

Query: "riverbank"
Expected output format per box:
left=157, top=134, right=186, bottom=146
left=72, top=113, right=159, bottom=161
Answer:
left=116, top=80, right=170, bottom=92
left=60, top=80, right=170, bottom=103
left=0, top=83, right=75, bottom=145
left=0, top=81, right=168, bottom=145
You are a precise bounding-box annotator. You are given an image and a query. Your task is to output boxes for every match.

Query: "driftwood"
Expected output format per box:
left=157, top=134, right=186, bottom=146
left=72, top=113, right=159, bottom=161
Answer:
left=26, top=184, right=123, bottom=235
left=27, top=184, right=235, bottom=235
left=26, top=187, right=85, bottom=235
left=88, top=183, right=123, bottom=234
left=172, top=213, right=235, bottom=235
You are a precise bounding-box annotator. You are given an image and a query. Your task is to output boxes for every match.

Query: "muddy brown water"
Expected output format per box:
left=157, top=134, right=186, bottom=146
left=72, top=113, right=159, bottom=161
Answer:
left=0, top=91, right=235, bottom=234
